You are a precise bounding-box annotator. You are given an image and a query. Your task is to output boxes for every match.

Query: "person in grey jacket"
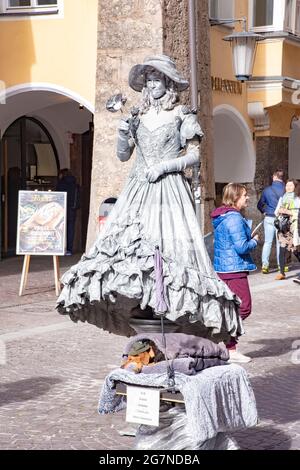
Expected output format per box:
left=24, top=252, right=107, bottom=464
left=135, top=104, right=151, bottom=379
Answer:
left=211, top=183, right=259, bottom=363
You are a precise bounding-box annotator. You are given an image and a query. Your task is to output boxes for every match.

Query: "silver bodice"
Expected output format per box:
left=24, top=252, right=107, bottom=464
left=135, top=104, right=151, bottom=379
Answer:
left=129, top=120, right=182, bottom=180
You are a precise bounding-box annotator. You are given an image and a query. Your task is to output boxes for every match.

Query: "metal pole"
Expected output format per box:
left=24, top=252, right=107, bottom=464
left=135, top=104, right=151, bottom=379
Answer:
left=188, top=0, right=198, bottom=110
left=188, top=0, right=201, bottom=226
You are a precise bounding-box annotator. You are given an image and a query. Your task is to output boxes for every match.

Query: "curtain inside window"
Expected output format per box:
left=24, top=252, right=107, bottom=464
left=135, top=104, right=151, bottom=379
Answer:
left=253, top=0, right=274, bottom=26
left=209, top=0, right=234, bottom=20
left=285, top=0, right=293, bottom=30
left=37, top=0, right=58, bottom=5
left=9, top=0, right=57, bottom=7
left=9, top=1, right=31, bottom=6
left=295, top=0, right=300, bottom=32
left=209, top=0, right=218, bottom=18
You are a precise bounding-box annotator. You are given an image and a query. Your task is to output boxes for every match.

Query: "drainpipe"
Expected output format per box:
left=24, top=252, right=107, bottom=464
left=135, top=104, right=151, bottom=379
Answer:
left=188, top=0, right=201, bottom=226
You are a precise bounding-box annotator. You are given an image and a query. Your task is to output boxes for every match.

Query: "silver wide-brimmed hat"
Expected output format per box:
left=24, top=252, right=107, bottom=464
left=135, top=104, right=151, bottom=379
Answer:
left=128, top=54, right=189, bottom=92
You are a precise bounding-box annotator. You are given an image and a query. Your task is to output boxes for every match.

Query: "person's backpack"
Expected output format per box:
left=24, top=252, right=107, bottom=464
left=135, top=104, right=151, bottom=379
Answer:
left=72, top=184, right=81, bottom=210
left=274, top=214, right=291, bottom=234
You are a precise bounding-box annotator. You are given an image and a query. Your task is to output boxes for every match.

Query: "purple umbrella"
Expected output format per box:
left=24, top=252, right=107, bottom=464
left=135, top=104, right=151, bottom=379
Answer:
left=154, top=246, right=169, bottom=314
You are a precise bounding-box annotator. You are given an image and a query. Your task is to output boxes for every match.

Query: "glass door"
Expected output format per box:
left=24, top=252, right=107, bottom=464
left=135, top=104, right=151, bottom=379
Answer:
left=1, top=117, right=58, bottom=257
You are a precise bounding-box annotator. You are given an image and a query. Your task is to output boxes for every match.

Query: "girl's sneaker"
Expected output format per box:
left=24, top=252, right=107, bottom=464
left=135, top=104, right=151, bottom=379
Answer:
left=278, top=265, right=289, bottom=272
left=228, top=350, right=252, bottom=363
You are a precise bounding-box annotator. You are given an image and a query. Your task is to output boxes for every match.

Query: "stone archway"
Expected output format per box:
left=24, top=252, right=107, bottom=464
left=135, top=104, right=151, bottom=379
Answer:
left=213, top=105, right=256, bottom=184
left=0, top=85, right=94, bottom=257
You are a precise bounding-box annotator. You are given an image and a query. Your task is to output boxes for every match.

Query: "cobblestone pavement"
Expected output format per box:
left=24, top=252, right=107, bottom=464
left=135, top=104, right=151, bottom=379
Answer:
left=0, top=255, right=299, bottom=450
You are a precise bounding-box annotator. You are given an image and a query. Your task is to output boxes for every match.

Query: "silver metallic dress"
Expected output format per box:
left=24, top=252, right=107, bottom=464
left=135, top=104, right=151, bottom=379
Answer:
left=57, top=106, right=242, bottom=340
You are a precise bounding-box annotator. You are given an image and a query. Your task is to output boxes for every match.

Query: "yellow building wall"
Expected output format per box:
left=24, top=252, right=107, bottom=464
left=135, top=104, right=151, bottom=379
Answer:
left=0, top=0, right=98, bottom=106
left=252, top=40, right=283, bottom=78
left=210, top=0, right=299, bottom=137
left=282, top=41, right=300, bottom=79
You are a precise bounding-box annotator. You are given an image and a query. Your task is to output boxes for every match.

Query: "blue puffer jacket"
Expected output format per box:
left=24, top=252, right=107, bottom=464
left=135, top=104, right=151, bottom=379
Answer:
left=211, top=206, right=257, bottom=273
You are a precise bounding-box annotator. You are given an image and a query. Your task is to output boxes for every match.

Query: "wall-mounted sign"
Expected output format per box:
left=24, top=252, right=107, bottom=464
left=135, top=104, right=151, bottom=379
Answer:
left=16, top=191, right=66, bottom=256
left=211, top=76, right=242, bottom=94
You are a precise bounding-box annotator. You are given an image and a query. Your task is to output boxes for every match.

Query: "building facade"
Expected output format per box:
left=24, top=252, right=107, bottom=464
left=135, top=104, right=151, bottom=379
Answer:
left=210, top=0, right=300, bottom=251
left=2, top=0, right=300, bottom=264
left=0, top=0, right=97, bottom=257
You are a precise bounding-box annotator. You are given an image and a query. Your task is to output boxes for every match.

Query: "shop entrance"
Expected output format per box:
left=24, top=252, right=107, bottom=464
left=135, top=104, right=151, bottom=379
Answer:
left=0, top=116, right=59, bottom=257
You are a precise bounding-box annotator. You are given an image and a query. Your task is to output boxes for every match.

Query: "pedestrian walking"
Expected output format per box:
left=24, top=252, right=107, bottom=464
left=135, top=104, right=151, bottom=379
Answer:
left=56, top=168, right=80, bottom=255
left=274, top=180, right=300, bottom=280
left=211, top=183, right=259, bottom=363
left=257, top=169, right=285, bottom=273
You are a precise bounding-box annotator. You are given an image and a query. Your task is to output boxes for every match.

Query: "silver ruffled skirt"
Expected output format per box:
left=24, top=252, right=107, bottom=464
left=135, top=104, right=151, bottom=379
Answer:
left=57, top=173, right=243, bottom=341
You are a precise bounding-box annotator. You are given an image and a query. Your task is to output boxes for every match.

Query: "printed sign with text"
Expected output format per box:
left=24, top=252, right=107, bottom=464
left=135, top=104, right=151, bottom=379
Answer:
left=126, top=385, right=160, bottom=427
left=16, top=191, right=67, bottom=256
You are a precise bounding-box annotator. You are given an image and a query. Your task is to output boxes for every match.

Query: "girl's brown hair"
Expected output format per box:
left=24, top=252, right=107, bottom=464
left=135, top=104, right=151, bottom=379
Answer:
left=294, top=180, right=300, bottom=197
left=286, top=179, right=297, bottom=188
left=222, top=183, right=247, bottom=207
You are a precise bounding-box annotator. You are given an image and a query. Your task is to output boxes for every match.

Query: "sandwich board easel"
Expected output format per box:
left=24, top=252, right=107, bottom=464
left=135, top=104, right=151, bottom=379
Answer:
left=17, top=190, right=67, bottom=297
left=19, top=254, right=61, bottom=296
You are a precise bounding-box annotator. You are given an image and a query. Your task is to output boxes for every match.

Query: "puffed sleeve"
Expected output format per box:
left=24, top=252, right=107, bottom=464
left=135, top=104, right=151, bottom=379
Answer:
left=179, top=106, right=204, bottom=148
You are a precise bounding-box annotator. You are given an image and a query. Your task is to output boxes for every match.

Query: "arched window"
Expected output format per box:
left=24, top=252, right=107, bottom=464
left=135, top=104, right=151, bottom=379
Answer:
left=3, top=116, right=59, bottom=188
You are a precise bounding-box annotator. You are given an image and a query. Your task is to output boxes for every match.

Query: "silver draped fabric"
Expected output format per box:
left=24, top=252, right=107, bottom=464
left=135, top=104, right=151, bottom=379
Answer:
left=134, top=405, right=239, bottom=450
left=98, top=364, right=258, bottom=448
left=56, top=106, right=243, bottom=340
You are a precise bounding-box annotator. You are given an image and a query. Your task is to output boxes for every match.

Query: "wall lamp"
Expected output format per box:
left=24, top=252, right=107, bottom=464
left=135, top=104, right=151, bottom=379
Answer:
left=210, top=17, right=264, bottom=82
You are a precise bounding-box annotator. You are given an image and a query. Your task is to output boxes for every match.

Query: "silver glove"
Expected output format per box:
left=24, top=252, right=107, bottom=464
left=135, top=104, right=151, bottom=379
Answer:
left=145, top=144, right=200, bottom=183
left=117, top=118, right=135, bottom=162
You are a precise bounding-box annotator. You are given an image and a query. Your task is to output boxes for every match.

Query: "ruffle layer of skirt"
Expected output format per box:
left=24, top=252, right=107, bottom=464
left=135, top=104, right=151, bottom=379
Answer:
left=57, top=216, right=243, bottom=340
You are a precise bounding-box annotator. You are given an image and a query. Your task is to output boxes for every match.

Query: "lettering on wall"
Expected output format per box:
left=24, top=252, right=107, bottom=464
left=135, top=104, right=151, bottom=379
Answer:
left=211, top=76, right=242, bottom=94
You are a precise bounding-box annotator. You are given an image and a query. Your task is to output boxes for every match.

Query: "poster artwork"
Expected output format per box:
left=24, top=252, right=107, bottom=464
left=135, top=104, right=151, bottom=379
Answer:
left=16, top=191, right=67, bottom=256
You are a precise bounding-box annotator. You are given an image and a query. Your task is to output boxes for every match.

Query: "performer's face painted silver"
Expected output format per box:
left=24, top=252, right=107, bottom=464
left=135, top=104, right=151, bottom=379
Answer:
left=146, top=72, right=167, bottom=100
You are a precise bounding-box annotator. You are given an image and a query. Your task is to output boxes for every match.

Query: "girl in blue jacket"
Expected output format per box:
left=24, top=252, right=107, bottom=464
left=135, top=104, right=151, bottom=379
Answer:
left=211, top=183, right=258, bottom=363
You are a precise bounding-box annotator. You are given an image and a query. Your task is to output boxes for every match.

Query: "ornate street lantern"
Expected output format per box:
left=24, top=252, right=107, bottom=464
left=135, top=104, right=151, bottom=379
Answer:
left=211, top=17, right=264, bottom=82
left=223, top=30, right=264, bottom=82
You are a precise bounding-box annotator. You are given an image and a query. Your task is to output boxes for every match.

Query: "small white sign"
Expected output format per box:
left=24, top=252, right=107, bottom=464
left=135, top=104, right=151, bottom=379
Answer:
left=126, top=386, right=160, bottom=427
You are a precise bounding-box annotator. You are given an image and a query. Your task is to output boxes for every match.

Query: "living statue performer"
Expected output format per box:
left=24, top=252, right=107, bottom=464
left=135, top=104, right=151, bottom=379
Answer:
left=57, top=55, right=242, bottom=342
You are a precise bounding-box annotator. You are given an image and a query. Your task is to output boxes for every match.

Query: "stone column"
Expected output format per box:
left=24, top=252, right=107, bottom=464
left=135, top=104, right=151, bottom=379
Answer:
left=163, top=0, right=215, bottom=234
left=255, top=137, right=289, bottom=191
left=196, top=0, right=215, bottom=233
left=250, top=136, right=289, bottom=267
left=87, top=0, right=215, bottom=249
left=86, top=0, right=163, bottom=250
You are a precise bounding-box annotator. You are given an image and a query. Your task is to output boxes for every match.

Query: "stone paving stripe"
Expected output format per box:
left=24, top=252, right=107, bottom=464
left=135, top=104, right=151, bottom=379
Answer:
left=0, top=321, right=79, bottom=342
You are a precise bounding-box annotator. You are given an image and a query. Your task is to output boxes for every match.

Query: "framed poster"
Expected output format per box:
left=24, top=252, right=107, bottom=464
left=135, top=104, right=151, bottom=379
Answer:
left=16, top=191, right=67, bottom=256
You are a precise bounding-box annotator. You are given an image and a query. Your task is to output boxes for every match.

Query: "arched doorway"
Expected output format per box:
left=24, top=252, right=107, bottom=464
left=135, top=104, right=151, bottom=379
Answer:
left=213, top=105, right=255, bottom=204
left=0, top=85, right=94, bottom=259
left=1, top=117, right=59, bottom=256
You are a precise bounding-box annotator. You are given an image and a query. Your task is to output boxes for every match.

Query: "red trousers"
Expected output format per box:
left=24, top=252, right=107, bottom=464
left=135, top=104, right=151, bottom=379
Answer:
left=217, top=273, right=252, bottom=349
